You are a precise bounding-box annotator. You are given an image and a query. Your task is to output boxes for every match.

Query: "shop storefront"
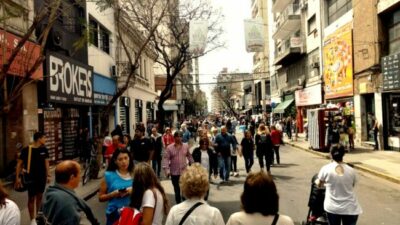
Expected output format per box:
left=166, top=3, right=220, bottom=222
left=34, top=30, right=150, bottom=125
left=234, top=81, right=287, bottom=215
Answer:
left=119, top=97, right=131, bottom=135
left=323, top=22, right=355, bottom=140
left=295, top=84, right=322, bottom=133
left=39, top=52, right=93, bottom=162
left=146, top=101, right=155, bottom=122
left=0, top=29, right=43, bottom=169
left=135, top=99, right=143, bottom=125
left=382, top=53, right=400, bottom=151
left=93, top=73, right=116, bottom=137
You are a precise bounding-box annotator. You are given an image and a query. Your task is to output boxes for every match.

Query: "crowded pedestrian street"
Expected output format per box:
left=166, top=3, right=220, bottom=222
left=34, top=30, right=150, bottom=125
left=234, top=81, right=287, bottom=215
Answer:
left=3, top=0, right=400, bottom=225
left=5, top=131, right=399, bottom=225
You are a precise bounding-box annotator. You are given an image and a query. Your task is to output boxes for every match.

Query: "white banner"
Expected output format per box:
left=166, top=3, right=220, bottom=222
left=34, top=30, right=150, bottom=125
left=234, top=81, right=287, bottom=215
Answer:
left=189, top=20, right=208, bottom=55
left=244, top=19, right=264, bottom=52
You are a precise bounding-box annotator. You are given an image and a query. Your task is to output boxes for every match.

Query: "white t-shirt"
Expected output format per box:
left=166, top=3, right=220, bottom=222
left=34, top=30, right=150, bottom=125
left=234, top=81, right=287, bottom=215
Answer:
left=141, top=189, right=165, bottom=225
left=165, top=199, right=224, bottom=225
left=0, top=199, right=20, bottom=225
left=226, top=212, right=294, bottom=225
left=317, top=161, right=363, bottom=215
left=200, top=151, right=210, bottom=171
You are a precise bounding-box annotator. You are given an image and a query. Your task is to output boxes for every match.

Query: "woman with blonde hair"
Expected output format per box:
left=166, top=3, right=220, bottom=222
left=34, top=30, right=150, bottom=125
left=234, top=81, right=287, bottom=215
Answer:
left=129, top=163, right=169, bottom=225
left=165, top=163, right=224, bottom=225
left=255, top=124, right=274, bottom=173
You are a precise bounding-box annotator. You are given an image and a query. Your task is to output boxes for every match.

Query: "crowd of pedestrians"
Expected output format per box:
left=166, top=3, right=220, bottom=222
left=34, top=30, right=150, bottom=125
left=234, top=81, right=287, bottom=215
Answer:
left=3, top=115, right=363, bottom=225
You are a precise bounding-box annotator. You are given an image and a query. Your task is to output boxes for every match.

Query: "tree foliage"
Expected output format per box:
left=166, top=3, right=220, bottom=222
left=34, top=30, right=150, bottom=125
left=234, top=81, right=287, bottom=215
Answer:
left=0, top=0, right=62, bottom=114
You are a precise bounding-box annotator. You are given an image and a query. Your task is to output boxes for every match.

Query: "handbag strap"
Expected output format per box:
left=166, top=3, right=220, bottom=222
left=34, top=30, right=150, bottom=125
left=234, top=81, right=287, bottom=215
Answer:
left=27, top=145, right=32, bottom=173
left=178, top=202, right=203, bottom=225
left=271, top=214, right=279, bottom=225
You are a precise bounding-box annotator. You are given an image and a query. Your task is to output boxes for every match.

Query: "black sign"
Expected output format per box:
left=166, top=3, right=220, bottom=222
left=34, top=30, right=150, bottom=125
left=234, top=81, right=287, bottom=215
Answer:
left=382, top=53, right=400, bottom=91
left=94, top=92, right=114, bottom=105
left=46, top=52, right=94, bottom=105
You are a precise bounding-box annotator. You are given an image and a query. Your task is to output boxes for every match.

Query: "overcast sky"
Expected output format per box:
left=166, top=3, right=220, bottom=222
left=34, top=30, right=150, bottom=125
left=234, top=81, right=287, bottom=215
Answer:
left=198, top=0, right=253, bottom=109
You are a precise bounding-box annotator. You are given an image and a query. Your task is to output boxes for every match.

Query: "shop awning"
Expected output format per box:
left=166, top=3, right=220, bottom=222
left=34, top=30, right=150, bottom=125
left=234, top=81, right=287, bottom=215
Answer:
left=273, top=99, right=294, bottom=114
left=163, top=104, right=178, bottom=111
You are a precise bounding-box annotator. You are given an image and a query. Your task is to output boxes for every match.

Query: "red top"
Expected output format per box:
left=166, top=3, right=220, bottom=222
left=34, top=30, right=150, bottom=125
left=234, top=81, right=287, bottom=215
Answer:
left=105, top=143, right=126, bottom=159
left=270, top=130, right=282, bottom=146
left=162, top=134, right=175, bottom=146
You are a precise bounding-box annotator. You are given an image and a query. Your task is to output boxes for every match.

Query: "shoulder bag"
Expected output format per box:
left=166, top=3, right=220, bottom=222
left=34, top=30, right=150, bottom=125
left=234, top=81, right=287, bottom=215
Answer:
left=178, top=202, right=203, bottom=225
left=15, top=145, right=33, bottom=192
left=271, top=214, right=279, bottom=225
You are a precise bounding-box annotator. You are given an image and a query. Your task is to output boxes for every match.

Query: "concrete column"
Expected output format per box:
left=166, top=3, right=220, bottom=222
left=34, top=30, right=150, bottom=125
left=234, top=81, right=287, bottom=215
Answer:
left=354, top=95, right=363, bottom=145
left=375, top=92, right=384, bottom=150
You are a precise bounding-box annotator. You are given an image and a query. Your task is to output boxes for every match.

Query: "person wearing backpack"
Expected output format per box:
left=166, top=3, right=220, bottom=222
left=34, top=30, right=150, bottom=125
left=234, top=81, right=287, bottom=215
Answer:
left=255, top=125, right=274, bottom=174
left=114, top=163, right=169, bottom=225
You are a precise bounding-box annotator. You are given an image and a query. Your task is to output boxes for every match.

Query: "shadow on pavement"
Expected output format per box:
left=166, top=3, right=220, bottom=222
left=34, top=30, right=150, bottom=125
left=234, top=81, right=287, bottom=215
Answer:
left=273, top=163, right=299, bottom=168
left=271, top=174, right=294, bottom=181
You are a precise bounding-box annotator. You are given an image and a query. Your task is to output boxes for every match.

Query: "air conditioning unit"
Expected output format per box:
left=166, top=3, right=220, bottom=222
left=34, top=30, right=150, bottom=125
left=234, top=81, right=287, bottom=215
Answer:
left=111, top=65, right=118, bottom=77
left=48, top=27, right=73, bottom=56
left=311, top=62, right=320, bottom=69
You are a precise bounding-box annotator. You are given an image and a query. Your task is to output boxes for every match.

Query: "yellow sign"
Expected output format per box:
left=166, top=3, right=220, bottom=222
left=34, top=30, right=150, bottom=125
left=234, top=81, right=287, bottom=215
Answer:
left=323, top=23, right=353, bottom=99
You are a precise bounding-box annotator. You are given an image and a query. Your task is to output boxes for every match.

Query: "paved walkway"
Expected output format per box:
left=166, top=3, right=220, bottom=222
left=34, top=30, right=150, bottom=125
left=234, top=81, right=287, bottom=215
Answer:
left=284, top=133, right=400, bottom=184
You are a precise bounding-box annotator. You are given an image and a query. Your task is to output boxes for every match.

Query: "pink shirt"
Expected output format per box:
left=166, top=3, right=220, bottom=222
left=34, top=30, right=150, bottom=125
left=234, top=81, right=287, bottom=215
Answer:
left=162, top=143, right=194, bottom=176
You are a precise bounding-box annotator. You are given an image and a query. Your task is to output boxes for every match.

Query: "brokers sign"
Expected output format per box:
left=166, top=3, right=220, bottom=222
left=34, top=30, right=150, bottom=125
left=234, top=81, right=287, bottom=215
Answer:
left=46, top=52, right=93, bottom=105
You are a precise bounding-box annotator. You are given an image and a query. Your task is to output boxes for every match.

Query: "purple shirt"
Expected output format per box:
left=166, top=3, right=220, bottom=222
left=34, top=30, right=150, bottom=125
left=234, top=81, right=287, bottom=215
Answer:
left=162, top=143, right=194, bottom=176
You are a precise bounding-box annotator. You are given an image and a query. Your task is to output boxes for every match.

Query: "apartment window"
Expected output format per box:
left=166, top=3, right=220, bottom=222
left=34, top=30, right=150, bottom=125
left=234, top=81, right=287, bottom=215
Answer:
left=100, top=26, right=110, bottom=54
left=89, top=18, right=98, bottom=47
left=89, top=17, right=110, bottom=54
left=327, top=0, right=352, bottom=25
left=308, top=15, right=317, bottom=35
left=389, top=9, right=400, bottom=54
left=143, top=58, right=148, bottom=80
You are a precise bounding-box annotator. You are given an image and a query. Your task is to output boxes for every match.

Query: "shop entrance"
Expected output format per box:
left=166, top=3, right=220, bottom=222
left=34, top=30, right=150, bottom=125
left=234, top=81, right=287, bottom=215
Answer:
left=365, top=94, right=375, bottom=142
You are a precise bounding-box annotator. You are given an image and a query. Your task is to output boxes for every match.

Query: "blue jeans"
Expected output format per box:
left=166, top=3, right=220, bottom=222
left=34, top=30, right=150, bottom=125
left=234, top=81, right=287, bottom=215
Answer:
left=327, top=213, right=358, bottom=225
left=218, top=156, right=231, bottom=181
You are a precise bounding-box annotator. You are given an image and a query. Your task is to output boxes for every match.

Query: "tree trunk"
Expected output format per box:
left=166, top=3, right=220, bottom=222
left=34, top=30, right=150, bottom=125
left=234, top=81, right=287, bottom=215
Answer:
left=157, top=96, right=167, bottom=133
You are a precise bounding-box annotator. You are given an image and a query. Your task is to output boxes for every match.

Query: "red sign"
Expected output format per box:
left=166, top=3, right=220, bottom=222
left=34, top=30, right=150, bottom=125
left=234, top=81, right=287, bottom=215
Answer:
left=0, top=29, right=42, bottom=79
left=295, top=84, right=322, bottom=106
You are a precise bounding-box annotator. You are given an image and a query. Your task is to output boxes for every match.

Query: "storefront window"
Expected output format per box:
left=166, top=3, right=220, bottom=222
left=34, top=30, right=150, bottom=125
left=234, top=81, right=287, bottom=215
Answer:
left=389, top=95, right=400, bottom=135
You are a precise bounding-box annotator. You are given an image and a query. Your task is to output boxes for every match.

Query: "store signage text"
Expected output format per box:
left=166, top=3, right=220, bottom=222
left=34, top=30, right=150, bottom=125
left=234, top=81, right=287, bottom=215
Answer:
left=47, top=52, right=93, bottom=105
left=0, top=29, right=42, bottom=79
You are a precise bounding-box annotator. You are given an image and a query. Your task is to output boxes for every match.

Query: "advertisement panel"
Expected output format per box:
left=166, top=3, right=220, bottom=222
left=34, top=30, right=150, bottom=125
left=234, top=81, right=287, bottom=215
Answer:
left=189, top=20, right=208, bottom=55
left=323, top=23, right=353, bottom=99
left=295, top=84, right=322, bottom=106
left=244, top=19, right=264, bottom=52
left=46, top=52, right=93, bottom=105
left=0, top=29, right=42, bottom=79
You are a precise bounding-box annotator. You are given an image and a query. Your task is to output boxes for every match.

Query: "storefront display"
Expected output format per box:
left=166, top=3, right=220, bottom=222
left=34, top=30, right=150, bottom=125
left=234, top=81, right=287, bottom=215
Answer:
left=120, top=97, right=130, bottom=134
left=62, top=108, right=79, bottom=158
left=43, top=109, right=63, bottom=162
left=295, top=84, right=322, bottom=133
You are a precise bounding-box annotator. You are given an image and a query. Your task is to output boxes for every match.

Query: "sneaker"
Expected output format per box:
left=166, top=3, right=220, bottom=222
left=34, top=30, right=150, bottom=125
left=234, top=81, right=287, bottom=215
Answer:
left=31, top=219, right=37, bottom=225
left=230, top=172, right=234, bottom=176
left=233, top=172, right=239, bottom=177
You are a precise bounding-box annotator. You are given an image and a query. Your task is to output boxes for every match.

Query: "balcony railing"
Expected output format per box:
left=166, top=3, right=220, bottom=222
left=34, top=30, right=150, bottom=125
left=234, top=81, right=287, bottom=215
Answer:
left=272, top=0, right=292, bottom=13
left=274, top=36, right=303, bottom=65
left=273, top=3, right=301, bottom=40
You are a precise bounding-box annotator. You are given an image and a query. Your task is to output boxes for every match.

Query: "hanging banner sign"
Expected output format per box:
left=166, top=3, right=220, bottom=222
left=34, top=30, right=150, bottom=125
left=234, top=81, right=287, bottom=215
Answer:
left=46, top=52, right=93, bottom=105
left=189, top=20, right=208, bottom=55
left=244, top=19, right=264, bottom=52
